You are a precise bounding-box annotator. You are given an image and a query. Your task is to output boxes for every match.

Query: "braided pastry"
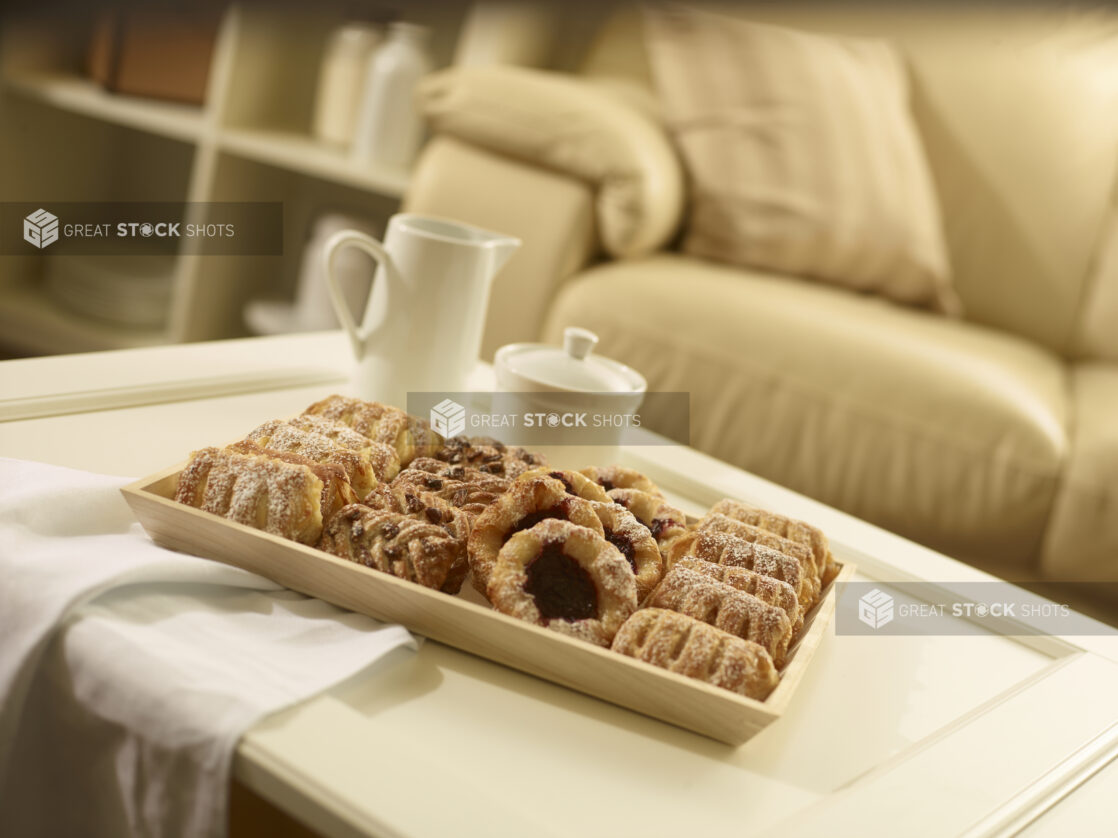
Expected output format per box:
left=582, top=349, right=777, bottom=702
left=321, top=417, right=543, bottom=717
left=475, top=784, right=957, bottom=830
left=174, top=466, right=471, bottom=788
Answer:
left=487, top=519, right=638, bottom=646
left=644, top=565, right=792, bottom=667
left=226, top=440, right=358, bottom=525
left=243, top=419, right=379, bottom=498
left=518, top=467, right=610, bottom=502
left=698, top=513, right=821, bottom=605
left=589, top=501, right=664, bottom=601
left=286, top=414, right=402, bottom=481
left=673, top=557, right=802, bottom=637
left=611, top=609, right=778, bottom=701
left=606, top=488, right=688, bottom=549
left=579, top=465, right=664, bottom=498
left=176, top=446, right=339, bottom=545
left=708, top=499, right=838, bottom=587
left=665, top=530, right=811, bottom=610
left=435, top=435, right=547, bottom=478
left=302, top=395, right=441, bottom=465
left=467, top=475, right=603, bottom=596
left=319, top=504, right=466, bottom=593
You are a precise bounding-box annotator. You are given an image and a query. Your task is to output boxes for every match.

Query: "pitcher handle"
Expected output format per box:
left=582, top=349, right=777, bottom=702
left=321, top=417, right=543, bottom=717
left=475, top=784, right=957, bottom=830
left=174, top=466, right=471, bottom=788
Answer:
left=322, top=229, right=402, bottom=359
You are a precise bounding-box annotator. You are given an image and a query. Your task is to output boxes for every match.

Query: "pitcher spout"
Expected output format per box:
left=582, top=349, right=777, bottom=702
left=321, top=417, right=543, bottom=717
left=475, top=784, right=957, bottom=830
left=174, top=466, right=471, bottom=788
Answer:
left=487, top=235, right=521, bottom=275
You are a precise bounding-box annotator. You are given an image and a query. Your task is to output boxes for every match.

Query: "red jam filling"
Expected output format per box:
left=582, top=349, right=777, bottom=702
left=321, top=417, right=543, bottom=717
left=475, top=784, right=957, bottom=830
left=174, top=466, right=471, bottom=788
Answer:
left=524, top=542, right=598, bottom=621
left=605, top=528, right=636, bottom=572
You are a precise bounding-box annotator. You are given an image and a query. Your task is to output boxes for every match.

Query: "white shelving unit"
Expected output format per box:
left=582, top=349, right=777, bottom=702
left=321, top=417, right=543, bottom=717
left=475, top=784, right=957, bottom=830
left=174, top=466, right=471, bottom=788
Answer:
left=0, top=2, right=467, bottom=355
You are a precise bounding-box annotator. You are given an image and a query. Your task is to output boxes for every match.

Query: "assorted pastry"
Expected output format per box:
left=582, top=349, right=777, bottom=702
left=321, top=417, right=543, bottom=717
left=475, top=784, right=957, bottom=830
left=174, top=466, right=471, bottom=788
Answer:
left=172, top=395, right=840, bottom=703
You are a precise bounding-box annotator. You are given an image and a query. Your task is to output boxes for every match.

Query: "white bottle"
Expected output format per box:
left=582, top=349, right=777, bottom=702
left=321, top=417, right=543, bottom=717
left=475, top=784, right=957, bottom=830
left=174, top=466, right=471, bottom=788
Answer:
left=351, top=22, right=433, bottom=170
left=313, top=23, right=382, bottom=148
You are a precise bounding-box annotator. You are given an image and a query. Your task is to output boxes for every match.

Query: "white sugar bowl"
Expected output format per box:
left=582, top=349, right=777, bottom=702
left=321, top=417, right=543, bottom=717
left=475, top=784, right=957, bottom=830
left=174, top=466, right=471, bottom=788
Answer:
left=494, top=327, right=646, bottom=413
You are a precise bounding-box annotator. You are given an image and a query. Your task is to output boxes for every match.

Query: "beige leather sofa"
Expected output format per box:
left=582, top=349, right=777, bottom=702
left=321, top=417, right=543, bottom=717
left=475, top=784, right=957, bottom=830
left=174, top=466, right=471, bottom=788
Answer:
left=404, top=4, right=1118, bottom=597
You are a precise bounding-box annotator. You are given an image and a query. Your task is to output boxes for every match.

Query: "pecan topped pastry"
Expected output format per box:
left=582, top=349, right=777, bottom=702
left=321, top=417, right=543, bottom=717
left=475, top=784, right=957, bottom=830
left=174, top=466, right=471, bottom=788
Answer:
left=467, top=475, right=603, bottom=596
left=393, top=458, right=511, bottom=518
left=611, top=609, right=779, bottom=701
left=435, top=435, right=547, bottom=478
left=319, top=504, right=467, bottom=593
left=487, top=519, right=638, bottom=647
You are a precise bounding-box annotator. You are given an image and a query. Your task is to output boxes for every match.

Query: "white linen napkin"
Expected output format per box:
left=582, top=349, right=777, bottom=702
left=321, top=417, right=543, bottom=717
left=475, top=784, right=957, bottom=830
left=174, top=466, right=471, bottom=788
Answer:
left=0, top=458, right=418, bottom=837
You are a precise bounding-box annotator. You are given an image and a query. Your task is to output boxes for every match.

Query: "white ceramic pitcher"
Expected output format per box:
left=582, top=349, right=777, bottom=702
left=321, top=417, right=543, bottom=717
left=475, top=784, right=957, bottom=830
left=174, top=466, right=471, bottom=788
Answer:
left=324, top=214, right=520, bottom=407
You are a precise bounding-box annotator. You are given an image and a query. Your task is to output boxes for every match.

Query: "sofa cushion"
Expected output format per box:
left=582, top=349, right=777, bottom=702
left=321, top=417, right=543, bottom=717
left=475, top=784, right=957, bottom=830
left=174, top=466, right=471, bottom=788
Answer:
left=1040, top=365, right=1118, bottom=583
left=417, top=66, right=684, bottom=259
left=642, top=6, right=958, bottom=314
left=542, top=254, right=1068, bottom=566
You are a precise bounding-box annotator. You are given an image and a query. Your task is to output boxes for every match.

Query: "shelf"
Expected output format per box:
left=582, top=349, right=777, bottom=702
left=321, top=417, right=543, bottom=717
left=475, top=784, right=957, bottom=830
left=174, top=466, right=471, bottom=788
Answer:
left=5, top=72, right=205, bottom=143
left=0, top=275, right=167, bottom=355
left=220, top=127, right=410, bottom=199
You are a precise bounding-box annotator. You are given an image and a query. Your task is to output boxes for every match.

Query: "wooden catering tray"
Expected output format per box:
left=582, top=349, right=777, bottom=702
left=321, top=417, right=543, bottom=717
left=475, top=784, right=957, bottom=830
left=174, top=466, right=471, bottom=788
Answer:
left=122, top=462, right=852, bottom=746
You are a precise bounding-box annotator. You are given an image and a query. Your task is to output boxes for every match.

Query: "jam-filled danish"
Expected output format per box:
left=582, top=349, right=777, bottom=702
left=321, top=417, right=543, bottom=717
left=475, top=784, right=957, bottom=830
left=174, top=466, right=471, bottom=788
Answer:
left=486, top=519, right=638, bottom=646
left=517, top=467, right=611, bottom=502
left=606, top=488, right=688, bottom=550
left=467, top=475, right=603, bottom=596
left=579, top=465, right=664, bottom=497
left=589, top=501, right=664, bottom=601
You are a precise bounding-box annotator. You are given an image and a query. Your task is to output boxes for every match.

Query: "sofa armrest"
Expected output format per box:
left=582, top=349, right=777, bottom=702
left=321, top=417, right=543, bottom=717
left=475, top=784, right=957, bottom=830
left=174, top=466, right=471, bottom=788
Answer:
left=416, top=66, right=684, bottom=259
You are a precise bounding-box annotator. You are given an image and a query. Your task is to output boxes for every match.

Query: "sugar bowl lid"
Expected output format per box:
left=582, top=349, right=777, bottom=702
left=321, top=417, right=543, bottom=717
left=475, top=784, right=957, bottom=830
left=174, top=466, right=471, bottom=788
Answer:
left=495, top=327, right=646, bottom=393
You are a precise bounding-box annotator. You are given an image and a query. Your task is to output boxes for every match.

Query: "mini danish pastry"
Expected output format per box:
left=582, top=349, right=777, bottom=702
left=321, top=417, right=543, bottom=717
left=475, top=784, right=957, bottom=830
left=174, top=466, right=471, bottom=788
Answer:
left=589, top=501, right=664, bottom=601
left=176, top=446, right=346, bottom=545
left=579, top=465, right=664, bottom=497
left=611, top=608, right=778, bottom=700
left=487, top=519, right=637, bottom=646
left=286, top=414, right=402, bottom=482
left=303, top=395, right=441, bottom=465
left=436, top=435, right=547, bottom=478
left=673, top=557, right=802, bottom=636
left=319, top=504, right=466, bottom=593
left=225, top=440, right=359, bottom=525
left=645, top=565, right=793, bottom=667
left=467, top=475, right=603, bottom=595
left=708, top=499, right=838, bottom=587
left=665, top=530, right=811, bottom=609
left=243, top=419, right=379, bottom=498
left=606, top=488, right=688, bottom=549
left=698, top=513, right=821, bottom=604
left=518, top=467, right=611, bottom=502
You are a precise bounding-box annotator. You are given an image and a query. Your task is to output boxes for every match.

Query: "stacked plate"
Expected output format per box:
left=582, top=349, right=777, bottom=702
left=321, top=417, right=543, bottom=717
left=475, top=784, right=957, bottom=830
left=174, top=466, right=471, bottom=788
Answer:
left=45, top=254, right=176, bottom=329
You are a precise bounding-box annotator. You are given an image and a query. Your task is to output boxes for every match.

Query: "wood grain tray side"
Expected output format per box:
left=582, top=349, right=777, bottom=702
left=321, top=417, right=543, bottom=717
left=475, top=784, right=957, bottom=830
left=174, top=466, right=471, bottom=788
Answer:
left=122, top=466, right=853, bottom=746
